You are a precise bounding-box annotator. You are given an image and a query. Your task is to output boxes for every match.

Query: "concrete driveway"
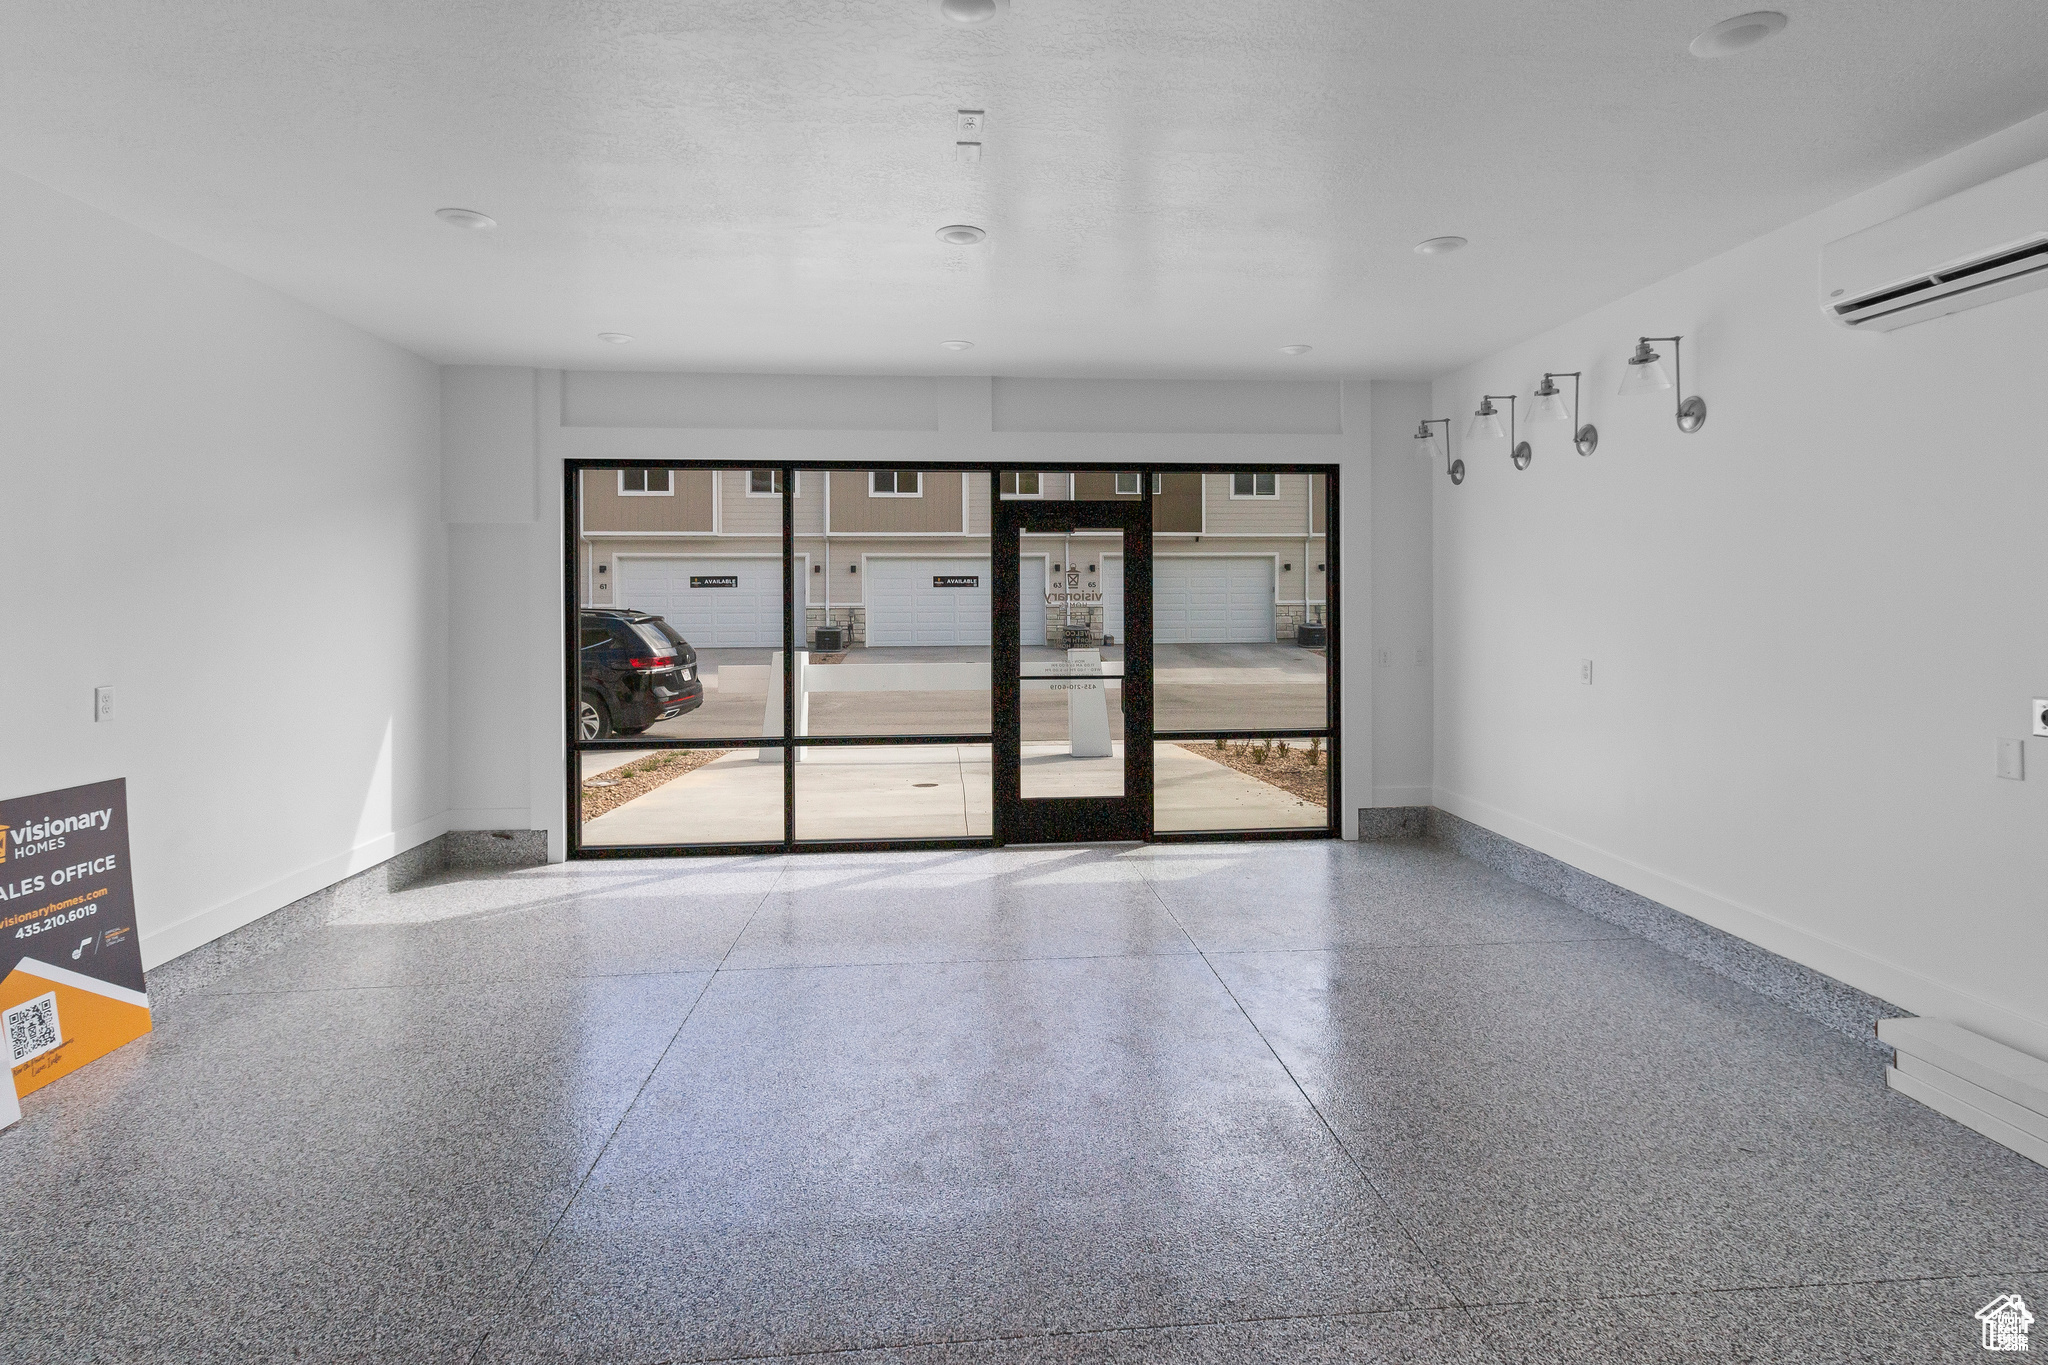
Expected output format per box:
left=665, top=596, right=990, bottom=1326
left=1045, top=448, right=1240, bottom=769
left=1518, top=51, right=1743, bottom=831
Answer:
left=633, top=643, right=1327, bottom=741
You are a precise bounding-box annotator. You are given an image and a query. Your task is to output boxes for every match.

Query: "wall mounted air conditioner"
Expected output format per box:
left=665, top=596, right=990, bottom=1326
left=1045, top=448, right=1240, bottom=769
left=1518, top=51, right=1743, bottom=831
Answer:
left=1820, top=156, right=2048, bottom=331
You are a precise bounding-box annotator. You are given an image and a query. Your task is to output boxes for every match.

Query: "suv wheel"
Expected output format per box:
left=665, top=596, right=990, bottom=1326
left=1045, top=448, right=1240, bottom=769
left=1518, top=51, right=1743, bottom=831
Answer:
left=579, top=692, right=612, bottom=741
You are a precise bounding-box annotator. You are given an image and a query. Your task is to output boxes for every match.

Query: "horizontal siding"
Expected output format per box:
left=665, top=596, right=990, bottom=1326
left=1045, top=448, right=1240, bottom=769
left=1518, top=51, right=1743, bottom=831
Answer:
left=827, top=470, right=966, bottom=533
left=581, top=468, right=715, bottom=533
left=1203, top=473, right=1322, bottom=536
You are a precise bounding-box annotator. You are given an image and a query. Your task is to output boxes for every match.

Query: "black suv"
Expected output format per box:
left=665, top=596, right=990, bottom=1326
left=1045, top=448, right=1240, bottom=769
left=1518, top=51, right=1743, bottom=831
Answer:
left=579, top=609, right=704, bottom=739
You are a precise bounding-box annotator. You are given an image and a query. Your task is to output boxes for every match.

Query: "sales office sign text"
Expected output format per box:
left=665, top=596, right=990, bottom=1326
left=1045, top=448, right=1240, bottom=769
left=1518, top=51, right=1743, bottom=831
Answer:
left=0, top=778, right=151, bottom=1103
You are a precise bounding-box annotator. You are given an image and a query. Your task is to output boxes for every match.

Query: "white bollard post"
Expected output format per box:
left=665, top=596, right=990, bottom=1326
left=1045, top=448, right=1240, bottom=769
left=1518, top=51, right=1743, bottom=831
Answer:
left=759, top=651, right=810, bottom=761
left=1064, top=648, right=1113, bottom=758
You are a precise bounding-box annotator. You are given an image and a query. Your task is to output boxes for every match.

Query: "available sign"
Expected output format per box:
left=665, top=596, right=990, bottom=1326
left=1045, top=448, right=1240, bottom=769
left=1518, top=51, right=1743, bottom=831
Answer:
left=932, top=575, right=979, bottom=588
left=690, top=575, right=739, bottom=588
left=1, top=778, right=150, bottom=1118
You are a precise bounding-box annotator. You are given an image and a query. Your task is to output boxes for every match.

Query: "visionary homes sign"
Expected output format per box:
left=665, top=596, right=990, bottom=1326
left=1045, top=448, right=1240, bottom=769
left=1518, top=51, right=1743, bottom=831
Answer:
left=0, top=778, right=151, bottom=1118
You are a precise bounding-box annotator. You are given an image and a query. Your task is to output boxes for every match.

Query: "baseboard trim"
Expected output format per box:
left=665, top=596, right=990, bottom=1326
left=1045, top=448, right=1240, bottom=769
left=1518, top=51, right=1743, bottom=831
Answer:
left=142, top=828, right=546, bottom=1006
left=1430, top=789, right=2048, bottom=1061
left=139, top=813, right=452, bottom=970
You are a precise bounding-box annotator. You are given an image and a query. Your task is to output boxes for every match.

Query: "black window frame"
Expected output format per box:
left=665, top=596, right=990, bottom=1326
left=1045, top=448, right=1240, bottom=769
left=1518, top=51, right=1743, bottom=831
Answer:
left=565, top=460, right=1340, bottom=857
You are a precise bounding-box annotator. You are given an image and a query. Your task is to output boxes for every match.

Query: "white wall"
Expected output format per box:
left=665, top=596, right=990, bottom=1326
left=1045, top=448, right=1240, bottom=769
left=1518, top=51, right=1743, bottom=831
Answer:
left=0, top=169, right=445, bottom=969
left=444, top=372, right=1420, bottom=849
left=1430, top=112, right=2048, bottom=1057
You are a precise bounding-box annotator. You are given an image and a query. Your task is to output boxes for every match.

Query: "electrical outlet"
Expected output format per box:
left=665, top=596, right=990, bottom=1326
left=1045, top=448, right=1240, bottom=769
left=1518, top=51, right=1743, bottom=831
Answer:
left=1580, top=659, right=1593, bottom=685
left=956, top=110, right=985, bottom=135
left=1997, top=738, right=2025, bottom=781
left=1376, top=646, right=1391, bottom=668
left=2034, top=699, right=2048, bottom=738
left=1414, top=647, right=1429, bottom=667
left=94, top=685, right=116, bottom=722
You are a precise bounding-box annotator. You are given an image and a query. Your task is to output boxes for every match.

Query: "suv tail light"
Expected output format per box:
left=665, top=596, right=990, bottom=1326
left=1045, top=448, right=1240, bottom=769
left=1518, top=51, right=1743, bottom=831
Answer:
left=626, top=656, right=675, bottom=670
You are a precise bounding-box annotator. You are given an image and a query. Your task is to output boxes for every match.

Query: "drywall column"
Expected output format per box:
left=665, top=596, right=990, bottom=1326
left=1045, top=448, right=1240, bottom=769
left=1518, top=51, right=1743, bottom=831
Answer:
left=1336, top=381, right=1373, bottom=839
left=442, top=366, right=542, bottom=836
left=1370, top=381, right=1434, bottom=807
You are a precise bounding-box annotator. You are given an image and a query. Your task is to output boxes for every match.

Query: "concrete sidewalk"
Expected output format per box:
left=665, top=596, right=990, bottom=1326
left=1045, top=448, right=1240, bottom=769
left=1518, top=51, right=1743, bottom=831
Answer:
left=582, top=741, right=1325, bottom=845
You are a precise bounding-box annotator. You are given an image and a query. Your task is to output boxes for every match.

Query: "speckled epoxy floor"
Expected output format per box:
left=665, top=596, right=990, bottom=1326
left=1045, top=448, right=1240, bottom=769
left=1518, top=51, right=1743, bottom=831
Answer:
left=7, top=841, right=2047, bottom=1363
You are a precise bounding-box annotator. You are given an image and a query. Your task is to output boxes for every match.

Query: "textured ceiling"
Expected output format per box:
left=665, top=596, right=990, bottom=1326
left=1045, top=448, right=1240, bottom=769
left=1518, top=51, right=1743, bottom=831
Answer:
left=2, top=1, right=2046, bottom=378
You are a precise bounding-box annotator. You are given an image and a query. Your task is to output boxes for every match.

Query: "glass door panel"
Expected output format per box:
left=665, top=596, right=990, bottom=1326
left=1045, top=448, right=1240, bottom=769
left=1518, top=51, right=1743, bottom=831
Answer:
left=993, top=477, right=1150, bottom=844
left=1020, top=526, right=1126, bottom=800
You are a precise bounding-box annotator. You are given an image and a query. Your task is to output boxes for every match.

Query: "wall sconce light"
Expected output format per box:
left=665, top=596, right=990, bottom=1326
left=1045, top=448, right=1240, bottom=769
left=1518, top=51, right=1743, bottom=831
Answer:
left=1470, top=395, right=1531, bottom=470
left=1530, top=372, right=1599, bottom=456
left=1414, top=418, right=1463, bottom=485
left=1619, top=336, right=1706, bottom=433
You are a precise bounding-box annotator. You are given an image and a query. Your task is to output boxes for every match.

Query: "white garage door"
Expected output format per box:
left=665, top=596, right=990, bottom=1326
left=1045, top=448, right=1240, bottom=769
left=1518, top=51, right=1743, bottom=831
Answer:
left=1154, top=557, right=1274, bottom=643
left=866, top=558, right=992, bottom=646
left=1020, top=558, right=1046, bottom=647
left=1101, top=557, right=1124, bottom=642
left=616, top=557, right=784, bottom=648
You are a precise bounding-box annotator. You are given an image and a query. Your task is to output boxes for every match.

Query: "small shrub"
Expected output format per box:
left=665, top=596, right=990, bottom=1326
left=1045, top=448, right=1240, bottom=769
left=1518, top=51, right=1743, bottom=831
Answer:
left=1306, top=736, right=1322, bottom=768
left=1215, top=736, right=1229, bottom=751
left=1250, top=739, right=1271, bottom=765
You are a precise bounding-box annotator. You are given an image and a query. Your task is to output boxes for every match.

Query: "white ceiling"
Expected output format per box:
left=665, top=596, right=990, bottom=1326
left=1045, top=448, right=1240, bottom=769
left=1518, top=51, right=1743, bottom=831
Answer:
left=2, top=1, right=2045, bottom=379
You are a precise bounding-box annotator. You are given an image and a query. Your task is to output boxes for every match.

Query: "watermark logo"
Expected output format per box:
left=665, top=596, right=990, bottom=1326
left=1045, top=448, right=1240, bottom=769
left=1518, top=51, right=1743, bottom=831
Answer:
left=1979, top=1293, right=2034, bottom=1352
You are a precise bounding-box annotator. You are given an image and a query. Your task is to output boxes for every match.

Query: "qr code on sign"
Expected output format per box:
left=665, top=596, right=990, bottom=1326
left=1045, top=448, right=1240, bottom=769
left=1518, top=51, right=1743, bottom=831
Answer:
left=5, top=991, right=60, bottom=1067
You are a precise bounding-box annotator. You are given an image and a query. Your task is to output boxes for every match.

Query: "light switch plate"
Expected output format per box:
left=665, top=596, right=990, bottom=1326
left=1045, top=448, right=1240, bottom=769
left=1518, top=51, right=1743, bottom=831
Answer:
left=2033, top=699, right=2048, bottom=737
left=955, top=140, right=982, bottom=163
left=1997, top=738, right=2025, bottom=781
left=94, top=685, right=115, bottom=722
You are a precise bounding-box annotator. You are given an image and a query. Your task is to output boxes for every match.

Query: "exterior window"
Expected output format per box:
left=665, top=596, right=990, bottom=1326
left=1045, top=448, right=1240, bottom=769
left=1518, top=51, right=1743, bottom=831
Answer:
left=871, top=470, right=922, bottom=496
left=1152, top=473, right=1163, bottom=495
left=619, top=468, right=673, bottom=496
left=747, top=469, right=794, bottom=496
left=1115, top=472, right=1141, bottom=496
left=1231, top=471, right=1277, bottom=498
left=1000, top=471, right=1041, bottom=497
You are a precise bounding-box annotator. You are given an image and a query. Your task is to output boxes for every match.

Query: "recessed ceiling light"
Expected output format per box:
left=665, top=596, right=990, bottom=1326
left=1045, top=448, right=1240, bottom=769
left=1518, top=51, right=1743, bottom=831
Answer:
left=597, top=333, right=633, bottom=344
left=933, top=0, right=1005, bottom=25
left=1414, top=236, right=1468, bottom=255
left=1279, top=345, right=1312, bottom=356
left=1689, top=11, right=1788, bottom=58
left=936, top=224, right=987, bottom=246
left=434, top=207, right=497, bottom=230
left=940, top=340, right=975, bottom=351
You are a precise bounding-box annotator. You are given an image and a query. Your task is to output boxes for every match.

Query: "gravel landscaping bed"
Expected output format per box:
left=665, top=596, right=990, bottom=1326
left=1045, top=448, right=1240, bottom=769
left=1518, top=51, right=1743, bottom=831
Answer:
left=580, top=749, right=729, bottom=820
left=1175, top=739, right=1330, bottom=808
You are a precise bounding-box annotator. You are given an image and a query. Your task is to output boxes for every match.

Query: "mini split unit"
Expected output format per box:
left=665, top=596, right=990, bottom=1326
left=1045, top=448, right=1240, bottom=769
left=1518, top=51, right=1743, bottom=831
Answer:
left=1821, top=156, right=2048, bottom=331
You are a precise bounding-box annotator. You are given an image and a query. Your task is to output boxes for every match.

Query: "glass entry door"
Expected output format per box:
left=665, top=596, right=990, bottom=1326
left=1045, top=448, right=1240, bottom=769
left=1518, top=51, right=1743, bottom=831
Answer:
left=992, top=485, right=1152, bottom=843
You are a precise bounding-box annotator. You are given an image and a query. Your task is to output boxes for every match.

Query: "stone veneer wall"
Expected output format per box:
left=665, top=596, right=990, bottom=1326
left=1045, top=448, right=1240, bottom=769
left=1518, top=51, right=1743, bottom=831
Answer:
left=1358, top=805, right=1909, bottom=1057
left=144, top=831, right=548, bottom=1008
